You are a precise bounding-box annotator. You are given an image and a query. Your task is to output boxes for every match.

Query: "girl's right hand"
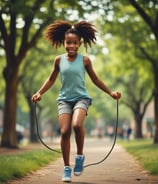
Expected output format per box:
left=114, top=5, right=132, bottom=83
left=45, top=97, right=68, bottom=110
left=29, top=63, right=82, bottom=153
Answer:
left=31, top=92, right=41, bottom=102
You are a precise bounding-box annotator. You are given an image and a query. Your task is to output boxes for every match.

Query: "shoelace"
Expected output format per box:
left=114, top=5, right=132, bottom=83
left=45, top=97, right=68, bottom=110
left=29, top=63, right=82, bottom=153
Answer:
left=64, top=168, right=71, bottom=177
left=75, top=158, right=83, bottom=169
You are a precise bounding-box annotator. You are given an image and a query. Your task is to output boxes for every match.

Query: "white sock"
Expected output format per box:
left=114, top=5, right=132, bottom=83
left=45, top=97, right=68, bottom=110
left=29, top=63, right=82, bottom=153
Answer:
left=76, top=154, right=84, bottom=158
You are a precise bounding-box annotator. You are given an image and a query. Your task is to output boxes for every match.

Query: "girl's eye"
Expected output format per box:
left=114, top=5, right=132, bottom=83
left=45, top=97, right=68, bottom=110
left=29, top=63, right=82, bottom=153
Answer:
left=66, top=41, right=78, bottom=45
left=66, top=41, right=71, bottom=44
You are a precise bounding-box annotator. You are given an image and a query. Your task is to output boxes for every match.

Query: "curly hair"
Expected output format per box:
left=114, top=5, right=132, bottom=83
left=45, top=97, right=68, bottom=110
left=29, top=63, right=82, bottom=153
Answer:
left=44, top=20, right=97, bottom=50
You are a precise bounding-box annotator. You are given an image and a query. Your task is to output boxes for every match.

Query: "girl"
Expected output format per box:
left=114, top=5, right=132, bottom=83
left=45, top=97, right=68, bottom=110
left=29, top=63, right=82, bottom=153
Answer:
left=32, top=20, right=121, bottom=182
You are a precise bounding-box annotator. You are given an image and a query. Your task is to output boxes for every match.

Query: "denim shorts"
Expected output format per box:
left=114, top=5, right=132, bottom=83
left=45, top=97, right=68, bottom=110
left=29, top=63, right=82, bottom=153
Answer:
left=57, top=99, right=91, bottom=116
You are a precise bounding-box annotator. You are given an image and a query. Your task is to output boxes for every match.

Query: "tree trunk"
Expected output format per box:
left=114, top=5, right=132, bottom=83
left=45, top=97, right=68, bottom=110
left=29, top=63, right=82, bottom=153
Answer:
left=135, top=120, right=143, bottom=138
left=134, top=108, right=143, bottom=138
left=153, top=69, right=158, bottom=144
left=1, top=67, right=19, bottom=148
left=154, top=94, right=158, bottom=143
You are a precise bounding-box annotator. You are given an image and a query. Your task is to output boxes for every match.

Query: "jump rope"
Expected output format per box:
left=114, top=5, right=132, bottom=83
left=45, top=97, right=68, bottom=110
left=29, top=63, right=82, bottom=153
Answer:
left=33, top=99, right=119, bottom=168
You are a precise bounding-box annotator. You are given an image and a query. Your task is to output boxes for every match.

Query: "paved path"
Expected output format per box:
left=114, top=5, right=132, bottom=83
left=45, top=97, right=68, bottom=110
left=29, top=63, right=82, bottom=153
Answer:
left=8, top=138, right=158, bottom=184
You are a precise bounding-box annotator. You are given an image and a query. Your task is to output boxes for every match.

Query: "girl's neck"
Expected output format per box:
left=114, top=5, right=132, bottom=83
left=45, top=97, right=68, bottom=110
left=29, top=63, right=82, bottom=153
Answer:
left=66, top=53, right=78, bottom=62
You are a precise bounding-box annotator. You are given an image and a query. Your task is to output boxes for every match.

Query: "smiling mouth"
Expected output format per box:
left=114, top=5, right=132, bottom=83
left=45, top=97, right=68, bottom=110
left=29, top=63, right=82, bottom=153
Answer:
left=67, top=51, right=77, bottom=58
left=68, top=50, right=76, bottom=53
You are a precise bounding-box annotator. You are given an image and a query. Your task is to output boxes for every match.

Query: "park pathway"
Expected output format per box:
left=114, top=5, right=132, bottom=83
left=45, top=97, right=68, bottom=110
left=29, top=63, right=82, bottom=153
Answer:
left=8, top=138, right=158, bottom=184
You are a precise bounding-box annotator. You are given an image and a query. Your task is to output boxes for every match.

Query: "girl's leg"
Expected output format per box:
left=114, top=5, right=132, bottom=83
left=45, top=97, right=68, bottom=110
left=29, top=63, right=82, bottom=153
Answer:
left=72, top=108, right=87, bottom=155
left=58, top=113, right=72, bottom=166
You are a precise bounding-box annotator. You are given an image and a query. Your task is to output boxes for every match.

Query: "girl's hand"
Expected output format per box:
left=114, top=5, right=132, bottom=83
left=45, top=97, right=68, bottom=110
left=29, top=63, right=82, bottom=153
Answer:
left=110, top=91, right=121, bottom=100
left=31, top=93, right=41, bottom=102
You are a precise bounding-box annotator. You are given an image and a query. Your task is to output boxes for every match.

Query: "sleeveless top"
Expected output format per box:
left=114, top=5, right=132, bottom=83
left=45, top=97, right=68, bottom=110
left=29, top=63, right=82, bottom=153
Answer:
left=57, top=53, right=92, bottom=102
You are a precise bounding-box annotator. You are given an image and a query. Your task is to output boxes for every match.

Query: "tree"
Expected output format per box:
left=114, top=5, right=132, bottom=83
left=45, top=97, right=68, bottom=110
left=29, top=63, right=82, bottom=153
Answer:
left=0, top=0, right=85, bottom=148
left=120, top=69, right=153, bottom=138
left=0, top=0, right=108, bottom=147
left=19, top=42, right=61, bottom=142
left=98, top=0, right=158, bottom=143
left=105, top=17, right=154, bottom=138
left=0, top=0, right=57, bottom=147
left=129, top=0, right=158, bottom=143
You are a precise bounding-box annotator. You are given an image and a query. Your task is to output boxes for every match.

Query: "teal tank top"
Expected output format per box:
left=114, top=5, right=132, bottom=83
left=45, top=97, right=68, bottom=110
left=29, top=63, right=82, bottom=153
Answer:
left=57, top=53, right=92, bottom=102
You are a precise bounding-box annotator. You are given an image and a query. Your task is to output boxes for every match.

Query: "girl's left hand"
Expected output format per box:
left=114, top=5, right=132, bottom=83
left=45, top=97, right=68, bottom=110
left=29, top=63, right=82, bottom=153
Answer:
left=110, top=91, right=121, bottom=100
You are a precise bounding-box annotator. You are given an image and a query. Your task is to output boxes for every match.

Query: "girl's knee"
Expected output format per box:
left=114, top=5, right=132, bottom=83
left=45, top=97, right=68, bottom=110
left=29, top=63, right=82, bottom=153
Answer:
left=73, top=123, right=83, bottom=131
left=60, top=128, right=71, bottom=139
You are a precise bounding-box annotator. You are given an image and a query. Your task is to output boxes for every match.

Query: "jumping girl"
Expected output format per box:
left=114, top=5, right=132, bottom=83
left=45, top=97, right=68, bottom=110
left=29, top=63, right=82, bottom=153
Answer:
left=32, top=20, right=121, bottom=182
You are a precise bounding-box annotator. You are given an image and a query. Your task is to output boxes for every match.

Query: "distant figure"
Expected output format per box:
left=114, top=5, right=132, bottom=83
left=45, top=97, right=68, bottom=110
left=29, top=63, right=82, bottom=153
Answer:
left=127, top=126, right=132, bottom=140
left=16, top=131, right=23, bottom=143
left=107, top=125, right=114, bottom=140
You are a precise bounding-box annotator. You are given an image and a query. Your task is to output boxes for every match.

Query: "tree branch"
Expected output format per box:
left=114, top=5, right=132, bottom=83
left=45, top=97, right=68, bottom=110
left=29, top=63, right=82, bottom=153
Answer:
left=142, top=90, right=154, bottom=117
left=155, top=12, right=158, bottom=32
left=17, top=18, right=51, bottom=66
left=129, top=0, right=158, bottom=42
left=121, top=100, right=136, bottom=113
left=10, top=0, right=17, bottom=59
left=0, top=14, right=9, bottom=57
left=139, top=47, right=157, bottom=68
left=129, top=0, right=154, bottom=30
left=17, top=0, right=46, bottom=64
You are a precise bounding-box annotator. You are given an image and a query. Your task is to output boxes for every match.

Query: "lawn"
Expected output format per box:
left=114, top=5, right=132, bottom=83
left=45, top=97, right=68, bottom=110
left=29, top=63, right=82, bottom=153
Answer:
left=118, top=138, right=158, bottom=175
left=0, top=149, right=61, bottom=183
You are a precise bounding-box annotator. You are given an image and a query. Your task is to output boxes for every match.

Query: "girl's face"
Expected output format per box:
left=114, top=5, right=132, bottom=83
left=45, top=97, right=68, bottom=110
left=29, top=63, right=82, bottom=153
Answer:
left=64, top=33, right=81, bottom=58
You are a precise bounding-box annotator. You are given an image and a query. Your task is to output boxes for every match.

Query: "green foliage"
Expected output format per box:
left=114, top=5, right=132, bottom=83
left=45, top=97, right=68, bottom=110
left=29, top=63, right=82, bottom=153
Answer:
left=96, top=1, right=155, bottom=116
left=1, top=0, right=157, bottom=142
left=1, top=0, right=116, bottom=139
left=18, top=37, right=63, bottom=122
left=0, top=149, right=60, bottom=182
left=85, top=45, right=132, bottom=130
left=118, top=139, right=158, bottom=175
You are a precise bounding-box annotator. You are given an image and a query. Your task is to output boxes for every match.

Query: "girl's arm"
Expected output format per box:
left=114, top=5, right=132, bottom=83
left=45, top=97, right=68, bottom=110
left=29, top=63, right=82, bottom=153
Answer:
left=84, top=56, right=121, bottom=99
left=32, top=56, right=60, bottom=102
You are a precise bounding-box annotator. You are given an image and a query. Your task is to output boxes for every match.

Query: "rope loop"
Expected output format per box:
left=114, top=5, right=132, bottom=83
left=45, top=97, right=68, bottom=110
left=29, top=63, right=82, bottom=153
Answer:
left=84, top=99, right=119, bottom=168
left=33, top=102, right=61, bottom=154
left=33, top=99, right=119, bottom=167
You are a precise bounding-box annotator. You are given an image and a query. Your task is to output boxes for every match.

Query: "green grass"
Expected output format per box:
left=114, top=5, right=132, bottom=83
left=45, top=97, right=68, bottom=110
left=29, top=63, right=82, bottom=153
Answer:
left=118, top=139, right=158, bottom=175
left=0, top=149, right=61, bottom=183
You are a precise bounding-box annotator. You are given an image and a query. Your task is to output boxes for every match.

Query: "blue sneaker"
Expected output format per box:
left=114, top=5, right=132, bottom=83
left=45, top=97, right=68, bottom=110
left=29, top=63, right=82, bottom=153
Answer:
left=62, top=166, right=72, bottom=182
left=73, top=155, right=85, bottom=176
